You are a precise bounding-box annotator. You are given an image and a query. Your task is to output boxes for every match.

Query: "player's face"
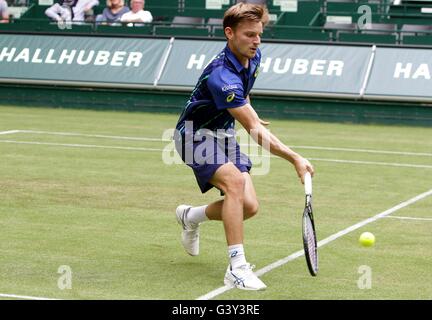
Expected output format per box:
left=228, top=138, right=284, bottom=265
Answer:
left=226, top=20, right=263, bottom=65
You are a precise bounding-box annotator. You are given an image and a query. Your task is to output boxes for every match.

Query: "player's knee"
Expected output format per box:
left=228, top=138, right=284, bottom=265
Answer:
left=244, top=199, right=259, bottom=219
left=224, top=174, right=245, bottom=197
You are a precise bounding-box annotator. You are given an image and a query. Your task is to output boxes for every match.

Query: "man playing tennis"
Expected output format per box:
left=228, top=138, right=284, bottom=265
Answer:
left=174, top=2, right=314, bottom=290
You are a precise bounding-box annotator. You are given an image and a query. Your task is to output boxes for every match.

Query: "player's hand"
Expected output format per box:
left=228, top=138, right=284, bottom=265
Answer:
left=293, top=156, right=314, bottom=184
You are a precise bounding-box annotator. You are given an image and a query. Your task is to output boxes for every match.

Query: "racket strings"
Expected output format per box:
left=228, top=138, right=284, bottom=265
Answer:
left=305, top=216, right=317, bottom=266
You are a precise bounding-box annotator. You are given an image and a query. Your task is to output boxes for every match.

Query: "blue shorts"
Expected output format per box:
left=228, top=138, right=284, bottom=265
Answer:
left=174, top=131, right=252, bottom=194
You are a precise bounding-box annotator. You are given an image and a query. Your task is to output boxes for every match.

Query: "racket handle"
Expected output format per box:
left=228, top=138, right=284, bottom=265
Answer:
left=304, top=172, right=312, bottom=195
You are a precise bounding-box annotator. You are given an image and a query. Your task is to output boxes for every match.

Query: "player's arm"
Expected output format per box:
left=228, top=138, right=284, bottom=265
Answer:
left=246, top=95, right=270, bottom=126
left=228, top=103, right=314, bottom=181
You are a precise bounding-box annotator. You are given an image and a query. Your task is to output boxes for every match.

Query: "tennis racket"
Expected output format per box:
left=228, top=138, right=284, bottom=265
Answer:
left=302, top=172, right=318, bottom=276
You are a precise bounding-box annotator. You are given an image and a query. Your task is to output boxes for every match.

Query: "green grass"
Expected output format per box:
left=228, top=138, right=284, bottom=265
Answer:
left=0, top=105, right=431, bottom=300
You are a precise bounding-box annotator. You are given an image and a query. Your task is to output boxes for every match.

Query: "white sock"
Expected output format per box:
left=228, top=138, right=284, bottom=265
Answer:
left=186, top=205, right=209, bottom=226
left=228, top=244, right=247, bottom=269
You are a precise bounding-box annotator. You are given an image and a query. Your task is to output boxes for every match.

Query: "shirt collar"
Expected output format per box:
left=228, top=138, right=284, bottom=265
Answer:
left=224, top=45, right=246, bottom=73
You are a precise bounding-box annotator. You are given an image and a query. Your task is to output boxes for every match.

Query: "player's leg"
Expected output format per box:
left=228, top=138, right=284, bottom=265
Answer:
left=174, top=134, right=265, bottom=289
left=241, top=172, right=259, bottom=219
left=176, top=170, right=258, bottom=258
left=208, top=165, right=266, bottom=290
left=208, top=162, right=246, bottom=245
left=175, top=162, right=243, bottom=256
left=205, top=172, right=258, bottom=221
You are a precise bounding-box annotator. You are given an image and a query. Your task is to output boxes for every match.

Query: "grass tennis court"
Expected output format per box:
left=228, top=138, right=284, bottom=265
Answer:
left=0, top=105, right=431, bottom=300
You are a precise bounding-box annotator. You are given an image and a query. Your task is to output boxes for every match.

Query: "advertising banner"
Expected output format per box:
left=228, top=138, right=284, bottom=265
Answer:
left=365, top=47, right=432, bottom=100
left=0, top=34, right=168, bottom=86
left=158, top=39, right=371, bottom=96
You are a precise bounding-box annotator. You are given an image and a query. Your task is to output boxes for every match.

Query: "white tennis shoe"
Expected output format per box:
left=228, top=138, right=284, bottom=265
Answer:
left=224, top=263, right=267, bottom=290
left=176, top=205, right=200, bottom=256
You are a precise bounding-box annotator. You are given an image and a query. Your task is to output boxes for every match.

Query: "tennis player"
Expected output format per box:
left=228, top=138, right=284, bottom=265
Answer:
left=174, top=2, right=314, bottom=290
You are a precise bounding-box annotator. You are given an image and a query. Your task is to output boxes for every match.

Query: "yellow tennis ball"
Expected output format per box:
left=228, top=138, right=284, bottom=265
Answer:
left=359, top=232, right=375, bottom=247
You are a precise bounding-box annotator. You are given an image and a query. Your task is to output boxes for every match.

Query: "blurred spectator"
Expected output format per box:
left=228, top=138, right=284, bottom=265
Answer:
left=8, top=0, right=27, bottom=6
left=236, top=0, right=266, bottom=3
left=0, top=0, right=9, bottom=23
left=45, top=0, right=99, bottom=23
left=45, top=0, right=77, bottom=23
left=96, top=0, right=129, bottom=25
left=78, top=0, right=99, bottom=22
left=120, top=0, right=152, bottom=26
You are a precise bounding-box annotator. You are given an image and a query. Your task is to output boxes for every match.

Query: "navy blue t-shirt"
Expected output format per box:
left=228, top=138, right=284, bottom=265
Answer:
left=176, top=45, right=261, bottom=136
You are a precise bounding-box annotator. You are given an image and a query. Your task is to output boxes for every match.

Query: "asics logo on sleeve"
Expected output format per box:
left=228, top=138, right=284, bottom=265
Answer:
left=222, top=84, right=239, bottom=92
left=226, top=92, right=235, bottom=103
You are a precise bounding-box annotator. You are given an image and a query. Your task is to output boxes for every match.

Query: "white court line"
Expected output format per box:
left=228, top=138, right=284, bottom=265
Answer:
left=0, top=130, right=20, bottom=135
left=1, top=139, right=431, bottom=169
left=384, top=216, right=432, bottom=221
left=14, top=129, right=432, bottom=157
left=18, top=130, right=168, bottom=142
left=291, top=145, right=432, bottom=157
left=196, top=188, right=432, bottom=300
left=0, top=140, right=163, bottom=152
left=0, top=293, right=60, bottom=300
left=307, top=157, right=432, bottom=169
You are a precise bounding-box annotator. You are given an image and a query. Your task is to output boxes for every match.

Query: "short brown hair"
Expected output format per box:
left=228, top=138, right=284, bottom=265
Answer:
left=223, top=3, right=269, bottom=31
